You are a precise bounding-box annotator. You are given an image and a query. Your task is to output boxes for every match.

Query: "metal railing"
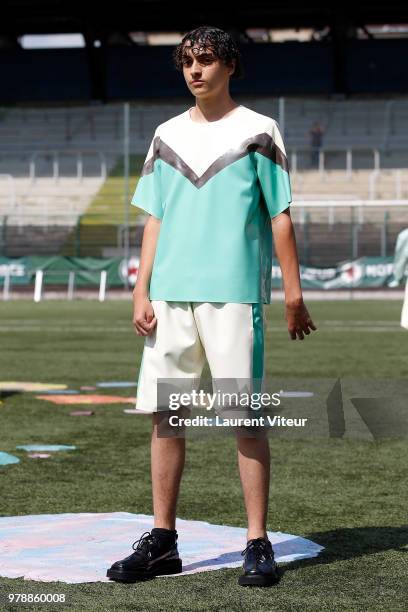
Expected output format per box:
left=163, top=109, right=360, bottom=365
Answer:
left=27, top=150, right=107, bottom=183
left=291, top=200, right=408, bottom=262
left=1, top=201, right=407, bottom=263
left=288, top=147, right=408, bottom=175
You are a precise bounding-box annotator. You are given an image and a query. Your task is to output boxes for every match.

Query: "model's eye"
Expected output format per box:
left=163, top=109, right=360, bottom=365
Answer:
left=200, top=55, right=215, bottom=64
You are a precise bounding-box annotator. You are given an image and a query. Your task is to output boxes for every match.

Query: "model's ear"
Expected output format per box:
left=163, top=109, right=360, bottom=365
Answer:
left=228, top=58, right=236, bottom=77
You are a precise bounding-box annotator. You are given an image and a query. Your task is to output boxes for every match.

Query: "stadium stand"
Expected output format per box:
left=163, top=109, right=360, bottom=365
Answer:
left=0, top=97, right=407, bottom=263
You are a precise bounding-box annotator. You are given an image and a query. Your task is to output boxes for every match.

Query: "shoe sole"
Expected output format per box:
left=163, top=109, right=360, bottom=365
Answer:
left=238, top=568, right=280, bottom=587
left=106, top=558, right=182, bottom=582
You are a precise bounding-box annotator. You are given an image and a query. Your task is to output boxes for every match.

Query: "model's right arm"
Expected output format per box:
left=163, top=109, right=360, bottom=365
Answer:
left=132, top=215, right=161, bottom=336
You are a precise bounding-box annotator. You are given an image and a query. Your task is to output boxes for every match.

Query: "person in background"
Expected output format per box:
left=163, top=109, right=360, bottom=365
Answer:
left=309, top=120, right=324, bottom=169
left=388, top=227, right=408, bottom=329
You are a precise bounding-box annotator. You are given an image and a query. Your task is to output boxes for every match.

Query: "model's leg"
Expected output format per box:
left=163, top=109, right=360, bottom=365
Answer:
left=107, top=416, right=186, bottom=582
left=192, top=302, right=278, bottom=586
left=138, top=301, right=205, bottom=529
left=194, top=303, right=270, bottom=537
left=236, top=432, right=279, bottom=587
left=151, top=413, right=186, bottom=530
left=237, top=434, right=270, bottom=540
left=106, top=302, right=205, bottom=582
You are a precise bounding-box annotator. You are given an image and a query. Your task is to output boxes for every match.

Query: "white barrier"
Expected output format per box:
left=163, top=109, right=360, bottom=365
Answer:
left=34, top=270, right=43, bottom=302
left=67, top=271, right=75, bottom=300
left=98, top=270, right=107, bottom=302
left=2, top=268, right=10, bottom=300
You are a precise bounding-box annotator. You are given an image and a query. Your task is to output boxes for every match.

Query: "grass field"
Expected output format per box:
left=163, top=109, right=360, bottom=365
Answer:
left=0, top=299, right=407, bottom=611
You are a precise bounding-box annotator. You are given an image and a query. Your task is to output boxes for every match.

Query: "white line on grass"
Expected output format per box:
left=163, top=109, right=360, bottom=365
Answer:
left=0, top=326, right=403, bottom=333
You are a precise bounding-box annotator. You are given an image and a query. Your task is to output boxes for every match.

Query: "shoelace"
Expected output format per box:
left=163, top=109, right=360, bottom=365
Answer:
left=132, top=531, right=157, bottom=552
left=241, top=537, right=270, bottom=558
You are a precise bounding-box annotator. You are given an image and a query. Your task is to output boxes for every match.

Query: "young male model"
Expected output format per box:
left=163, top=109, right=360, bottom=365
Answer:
left=107, top=25, right=317, bottom=587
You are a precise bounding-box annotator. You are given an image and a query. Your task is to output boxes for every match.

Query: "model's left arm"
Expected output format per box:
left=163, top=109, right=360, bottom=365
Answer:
left=255, top=119, right=317, bottom=340
left=272, top=209, right=317, bottom=340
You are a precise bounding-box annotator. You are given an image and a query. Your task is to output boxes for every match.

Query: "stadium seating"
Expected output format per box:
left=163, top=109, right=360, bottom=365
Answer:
left=0, top=98, right=407, bottom=261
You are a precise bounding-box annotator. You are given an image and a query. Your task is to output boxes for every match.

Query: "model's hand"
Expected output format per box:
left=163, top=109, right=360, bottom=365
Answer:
left=285, top=297, right=317, bottom=340
left=132, top=291, right=157, bottom=336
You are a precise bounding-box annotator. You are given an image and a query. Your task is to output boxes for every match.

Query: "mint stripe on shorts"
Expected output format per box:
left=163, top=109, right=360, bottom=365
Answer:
left=251, top=303, right=264, bottom=393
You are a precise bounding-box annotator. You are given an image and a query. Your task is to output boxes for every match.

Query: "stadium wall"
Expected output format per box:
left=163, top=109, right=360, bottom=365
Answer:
left=1, top=39, right=408, bottom=104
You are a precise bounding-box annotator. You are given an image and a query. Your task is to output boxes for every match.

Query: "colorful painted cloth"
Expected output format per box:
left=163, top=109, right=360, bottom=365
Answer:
left=0, top=512, right=324, bottom=583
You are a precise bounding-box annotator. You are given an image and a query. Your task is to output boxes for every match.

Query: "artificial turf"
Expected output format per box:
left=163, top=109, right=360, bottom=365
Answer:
left=0, top=299, right=407, bottom=611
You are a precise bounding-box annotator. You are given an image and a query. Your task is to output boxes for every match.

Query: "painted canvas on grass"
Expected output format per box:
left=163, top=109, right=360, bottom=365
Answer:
left=0, top=512, right=324, bottom=583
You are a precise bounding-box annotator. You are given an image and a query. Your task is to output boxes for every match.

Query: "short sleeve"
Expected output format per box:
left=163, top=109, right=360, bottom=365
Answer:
left=254, top=120, right=292, bottom=219
left=131, top=127, right=163, bottom=220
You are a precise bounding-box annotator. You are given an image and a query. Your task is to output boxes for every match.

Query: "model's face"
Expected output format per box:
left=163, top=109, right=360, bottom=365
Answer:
left=181, top=40, right=235, bottom=98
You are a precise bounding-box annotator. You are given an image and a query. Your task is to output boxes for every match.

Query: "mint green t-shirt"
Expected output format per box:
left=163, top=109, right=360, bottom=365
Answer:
left=131, top=104, right=292, bottom=304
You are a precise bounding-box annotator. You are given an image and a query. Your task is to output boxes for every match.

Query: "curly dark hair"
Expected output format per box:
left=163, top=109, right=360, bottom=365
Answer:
left=172, top=26, right=244, bottom=79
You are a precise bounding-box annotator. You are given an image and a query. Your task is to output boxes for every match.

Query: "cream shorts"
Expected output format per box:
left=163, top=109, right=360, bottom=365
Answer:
left=135, top=301, right=266, bottom=413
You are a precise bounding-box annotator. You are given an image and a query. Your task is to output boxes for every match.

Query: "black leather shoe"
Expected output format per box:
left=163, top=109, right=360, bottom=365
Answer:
left=106, top=529, right=182, bottom=582
left=238, top=537, right=280, bottom=586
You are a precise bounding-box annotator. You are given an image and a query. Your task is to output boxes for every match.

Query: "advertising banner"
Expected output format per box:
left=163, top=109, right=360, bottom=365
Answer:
left=0, top=255, right=406, bottom=289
